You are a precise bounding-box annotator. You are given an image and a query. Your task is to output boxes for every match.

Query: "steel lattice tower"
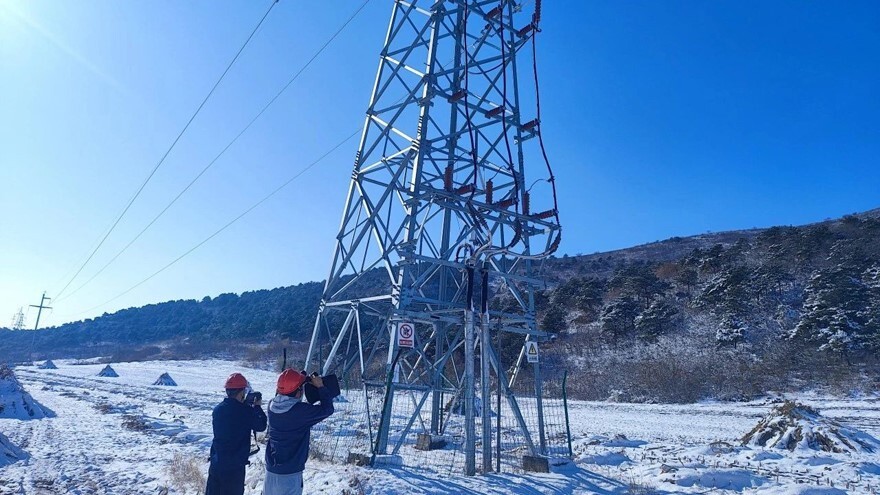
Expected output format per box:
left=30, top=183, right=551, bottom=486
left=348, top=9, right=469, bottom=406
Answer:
left=305, top=0, right=561, bottom=475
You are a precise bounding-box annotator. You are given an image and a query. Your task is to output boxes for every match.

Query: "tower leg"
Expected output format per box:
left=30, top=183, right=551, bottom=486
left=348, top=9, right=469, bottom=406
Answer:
left=480, top=268, right=492, bottom=473
left=464, top=266, right=476, bottom=476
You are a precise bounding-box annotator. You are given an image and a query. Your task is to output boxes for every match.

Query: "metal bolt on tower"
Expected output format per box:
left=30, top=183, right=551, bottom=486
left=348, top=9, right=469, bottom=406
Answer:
left=305, top=0, right=561, bottom=475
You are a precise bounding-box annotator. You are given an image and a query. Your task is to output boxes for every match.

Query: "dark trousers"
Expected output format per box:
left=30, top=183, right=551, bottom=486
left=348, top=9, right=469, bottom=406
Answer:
left=205, top=463, right=246, bottom=495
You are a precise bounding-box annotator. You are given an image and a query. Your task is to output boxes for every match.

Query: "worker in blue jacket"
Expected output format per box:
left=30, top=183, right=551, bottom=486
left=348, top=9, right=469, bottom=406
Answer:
left=263, top=369, right=335, bottom=495
left=206, top=372, right=267, bottom=495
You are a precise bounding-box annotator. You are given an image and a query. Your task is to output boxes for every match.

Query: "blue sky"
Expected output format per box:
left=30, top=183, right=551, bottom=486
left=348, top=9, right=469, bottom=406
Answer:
left=1, top=0, right=878, bottom=327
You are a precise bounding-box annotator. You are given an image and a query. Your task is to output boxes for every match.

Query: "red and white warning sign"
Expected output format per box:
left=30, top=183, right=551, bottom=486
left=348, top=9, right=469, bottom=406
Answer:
left=525, top=341, right=539, bottom=363
left=396, top=321, right=415, bottom=348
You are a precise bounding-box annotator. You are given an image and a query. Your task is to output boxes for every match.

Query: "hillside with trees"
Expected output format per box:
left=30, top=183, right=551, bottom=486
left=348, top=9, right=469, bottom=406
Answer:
left=530, top=209, right=880, bottom=401
left=1, top=209, right=877, bottom=402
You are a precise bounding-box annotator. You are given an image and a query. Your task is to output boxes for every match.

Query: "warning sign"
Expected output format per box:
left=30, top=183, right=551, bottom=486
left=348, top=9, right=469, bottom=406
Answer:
left=525, top=341, right=539, bottom=363
left=397, top=321, right=415, bottom=348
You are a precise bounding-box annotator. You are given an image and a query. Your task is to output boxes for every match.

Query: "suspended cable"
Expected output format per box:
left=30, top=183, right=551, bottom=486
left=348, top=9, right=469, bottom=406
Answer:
left=497, top=0, right=520, bottom=217
left=529, top=3, right=561, bottom=228
left=470, top=0, right=562, bottom=260
left=461, top=3, right=480, bottom=202
left=60, top=129, right=360, bottom=319
left=55, top=0, right=373, bottom=304
left=53, top=0, right=280, bottom=301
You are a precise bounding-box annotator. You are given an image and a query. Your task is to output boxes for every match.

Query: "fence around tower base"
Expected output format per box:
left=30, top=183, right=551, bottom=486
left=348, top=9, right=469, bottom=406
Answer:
left=307, top=371, right=572, bottom=476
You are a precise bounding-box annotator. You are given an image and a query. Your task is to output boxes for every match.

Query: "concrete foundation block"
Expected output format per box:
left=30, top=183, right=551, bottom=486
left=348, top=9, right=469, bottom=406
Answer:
left=522, top=454, right=550, bottom=473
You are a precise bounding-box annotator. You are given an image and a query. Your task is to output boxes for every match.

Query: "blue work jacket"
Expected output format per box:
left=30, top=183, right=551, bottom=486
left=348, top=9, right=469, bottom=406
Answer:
left=265, top=387, right=335, bottom=474
left=209, top=397, right=267, bottom=468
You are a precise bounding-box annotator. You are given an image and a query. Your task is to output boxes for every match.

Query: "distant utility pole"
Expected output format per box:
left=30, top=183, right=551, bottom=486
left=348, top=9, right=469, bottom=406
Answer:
left=10, top=307, right=25, bottom=330
left=29, top=292, right=52, bottom=331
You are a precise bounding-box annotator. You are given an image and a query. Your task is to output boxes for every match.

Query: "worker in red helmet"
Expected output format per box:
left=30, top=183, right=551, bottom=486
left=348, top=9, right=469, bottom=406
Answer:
left=262, top=369, right=335, bottom=495
left=205, top=372, right=267, bottom=495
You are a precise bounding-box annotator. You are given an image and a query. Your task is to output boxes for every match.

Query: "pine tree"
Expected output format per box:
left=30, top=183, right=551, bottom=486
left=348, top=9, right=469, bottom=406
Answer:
left=675, top=267, right=699, bottom=295
left=753, top=264, right=794, bottom=304
left=609, top=264, right=669, bottom=309
left=573, top=278, right=605, bottom=318
left=859, top=264, right=880, bottom=351
left=793, top=263, right=876, bottom=358
left=699, top=266, right=751, bottom=314
left=541, top=305, right=567, bottom=334
left=716, top=314, right=746, bottom=347
left=634, top=299, right=679, bottom=341
left=600, top=296, right=640, bottom=341
left=549, top=277, right=605, bottom=319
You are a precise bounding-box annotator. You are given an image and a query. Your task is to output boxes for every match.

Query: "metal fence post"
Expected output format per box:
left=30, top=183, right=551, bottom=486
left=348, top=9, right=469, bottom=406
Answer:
left=562, top=370, right=573, bottom=458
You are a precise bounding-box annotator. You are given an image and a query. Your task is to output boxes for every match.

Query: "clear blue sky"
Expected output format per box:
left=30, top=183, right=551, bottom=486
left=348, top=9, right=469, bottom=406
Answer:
left=1, top=0, right=877, bottom=327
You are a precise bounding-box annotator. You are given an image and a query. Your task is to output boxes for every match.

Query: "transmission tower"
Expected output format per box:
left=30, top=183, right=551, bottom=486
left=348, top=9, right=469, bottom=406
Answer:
left=305, top=0, right=561, bottom=475
left=11, top=307, right=26, bottom=331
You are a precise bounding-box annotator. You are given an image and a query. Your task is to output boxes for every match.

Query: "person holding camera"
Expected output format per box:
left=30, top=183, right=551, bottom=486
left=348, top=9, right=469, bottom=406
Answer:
left=263, top=370, right=335, bottom=495
left=205, top=372, right=267, bottom=495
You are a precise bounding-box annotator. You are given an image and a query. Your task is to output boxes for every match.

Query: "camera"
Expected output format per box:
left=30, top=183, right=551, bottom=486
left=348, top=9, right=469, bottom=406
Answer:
left=245, top=390, right=262, bottom=406
left=303, top=373, right=341, bottom=404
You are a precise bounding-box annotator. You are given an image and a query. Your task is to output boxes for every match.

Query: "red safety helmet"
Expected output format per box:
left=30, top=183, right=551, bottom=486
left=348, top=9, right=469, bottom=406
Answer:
left=277, top=369, right=308, bottom=395
left=224, top=372, right=249, bottom=390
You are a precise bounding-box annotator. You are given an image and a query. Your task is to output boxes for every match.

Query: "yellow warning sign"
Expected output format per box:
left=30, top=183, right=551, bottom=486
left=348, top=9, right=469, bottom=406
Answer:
left=525, top=341, right=539, bottom=363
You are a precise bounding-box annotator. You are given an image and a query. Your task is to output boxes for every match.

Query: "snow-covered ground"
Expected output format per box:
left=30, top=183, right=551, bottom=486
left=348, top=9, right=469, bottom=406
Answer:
left=1, top=360, right=878, bottom=494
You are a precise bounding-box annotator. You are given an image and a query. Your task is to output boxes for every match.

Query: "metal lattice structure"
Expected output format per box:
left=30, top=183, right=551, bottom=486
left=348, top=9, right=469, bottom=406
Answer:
left=11, top=307, right=26, bottom=331
left=305, top=0, right=562, bottom=475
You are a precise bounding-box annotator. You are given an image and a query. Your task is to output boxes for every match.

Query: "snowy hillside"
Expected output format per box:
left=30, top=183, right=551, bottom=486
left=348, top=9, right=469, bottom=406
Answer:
left=1, top=360, right=878, bottom=494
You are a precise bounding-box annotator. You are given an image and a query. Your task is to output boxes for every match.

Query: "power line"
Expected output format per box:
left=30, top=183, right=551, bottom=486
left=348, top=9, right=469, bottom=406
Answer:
left=54, top=0, right=374, bottom=304
left=61, top=129, right=359, bottom=319
left=53, top=0, right=280, bottom=301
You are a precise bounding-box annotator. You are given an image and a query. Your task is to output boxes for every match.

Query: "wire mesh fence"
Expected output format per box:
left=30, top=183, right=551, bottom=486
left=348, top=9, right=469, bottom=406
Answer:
left=309, top=366, right=573, bottom=476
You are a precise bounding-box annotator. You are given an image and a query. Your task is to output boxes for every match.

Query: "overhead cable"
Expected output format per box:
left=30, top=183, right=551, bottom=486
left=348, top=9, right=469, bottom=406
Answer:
left=53, top=0, right=280, bottom=301
left=62, top=129, right=360, bottom=318
left=55, top=0, right=374, bottom=303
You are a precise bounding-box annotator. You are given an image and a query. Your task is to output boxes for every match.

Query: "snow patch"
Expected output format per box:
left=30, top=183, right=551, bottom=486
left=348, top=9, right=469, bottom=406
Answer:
left=676, top=468, right=767, bottom=491
left=0, top=432, right=27, bottom=467
left=582, top=451, right=630, bottom=466
left=0, top=366, right=53, bottom=419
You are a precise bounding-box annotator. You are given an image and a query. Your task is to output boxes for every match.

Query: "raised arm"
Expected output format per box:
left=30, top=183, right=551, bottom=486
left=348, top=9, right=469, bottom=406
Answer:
left=251, top=404, right=268, bottom=432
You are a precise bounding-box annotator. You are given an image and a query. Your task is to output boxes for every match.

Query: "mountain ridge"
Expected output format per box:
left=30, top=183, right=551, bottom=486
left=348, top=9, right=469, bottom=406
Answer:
left=2, top=207, right=878, bottom=402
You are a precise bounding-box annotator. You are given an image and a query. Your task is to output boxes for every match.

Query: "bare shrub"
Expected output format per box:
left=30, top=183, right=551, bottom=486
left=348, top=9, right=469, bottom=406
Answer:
left=32, top=477, right=57, bottom=490
left=240, top=341, right=309, bottom=371
left=342, top=474, right=366, bottom=495
left=94, top=403, right=112, bottom=414
left=103, top=345, right=163, bottom=363
left=168, top=453, right=206, bottom=494
left=309, top=441, right=329, bottom=461
left=551, top=331, right=781, bottom=403
left=121, top=414, right=151, bottom=432
left=624, top=473, right=658, bottom=495
left=627, top=480, right=658, bottom=495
